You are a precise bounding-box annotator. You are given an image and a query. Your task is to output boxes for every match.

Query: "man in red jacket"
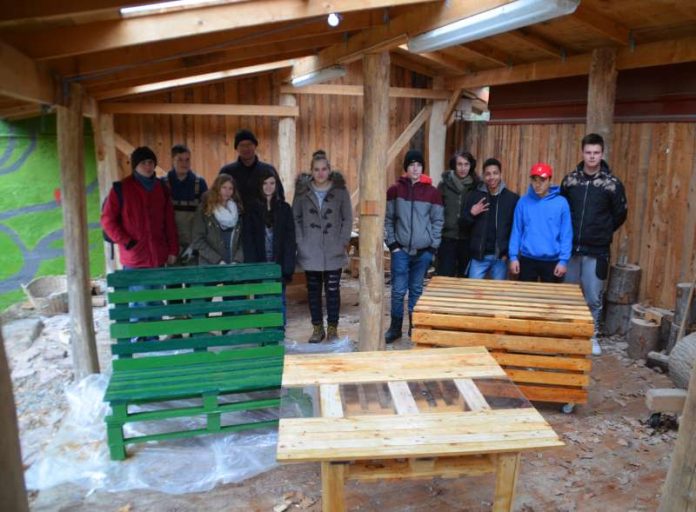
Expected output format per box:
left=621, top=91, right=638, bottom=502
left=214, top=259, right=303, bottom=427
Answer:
left=101, top=146, right=179, bottom=269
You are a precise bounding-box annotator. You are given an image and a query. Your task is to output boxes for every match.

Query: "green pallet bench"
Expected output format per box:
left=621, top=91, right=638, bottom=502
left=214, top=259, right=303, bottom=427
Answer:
left=103, top=263, right=285, bottom=460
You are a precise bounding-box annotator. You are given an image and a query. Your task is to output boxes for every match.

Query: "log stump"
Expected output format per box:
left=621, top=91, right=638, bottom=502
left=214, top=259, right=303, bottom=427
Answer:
left=674, top=282, right=696, bottom=332
left=626, top=318, right=660, bottom=360
left=630, top=303, right=647, bottom=321
left=667, top=321, right=681, bottom=354
left=604, top=302, right=632, bottom=335
left=659, top=311, right=674, bottom=349
left=606, top=263, right=641, bottom=304
left=668, top=332, right=696, bottom=389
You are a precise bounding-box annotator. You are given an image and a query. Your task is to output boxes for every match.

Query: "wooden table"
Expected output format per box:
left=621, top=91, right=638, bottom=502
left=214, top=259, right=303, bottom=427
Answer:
left=276, top=347, right=563, bottom=512
left=412, top=277, right=595, bottom=407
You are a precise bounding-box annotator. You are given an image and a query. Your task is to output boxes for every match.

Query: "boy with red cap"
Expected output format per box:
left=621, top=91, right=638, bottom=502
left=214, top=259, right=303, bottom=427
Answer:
left=509, top=162, right=572, bottom=283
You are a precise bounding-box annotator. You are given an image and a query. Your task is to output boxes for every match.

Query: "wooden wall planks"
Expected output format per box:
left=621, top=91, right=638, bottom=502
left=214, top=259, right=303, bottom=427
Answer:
left=448, top=121, right=696, bottom=309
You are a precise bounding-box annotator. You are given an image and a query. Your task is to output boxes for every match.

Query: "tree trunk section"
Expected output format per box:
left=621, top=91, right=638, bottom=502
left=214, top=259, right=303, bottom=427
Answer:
left=0, top=328, right=30, bottom=512
left=659, top=332, right=696, bottom=512
left=627, top=318, right=660, bottom=360
left=58, top=83, right=100, bottom=378
left=278, top=93, right=297, bottom=202
left=586, top=47, right=617, bottom=159
left=668, top=321, right=683, bottom=354
left=668, top=333, right=696, bottom=390
left=674, top=282, right=696, bottom=333
left=604, top=302, right=632, bottom=336
left=358, top=51, right=389, bottom=352
left=606, top=263, right=641, bottom=304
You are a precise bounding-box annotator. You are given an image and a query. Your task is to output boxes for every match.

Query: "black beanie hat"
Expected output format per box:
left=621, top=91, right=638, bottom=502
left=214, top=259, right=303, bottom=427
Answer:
left=130, top=146, right=157, bottom=171
left=234, top=129, right=258, bottom=148
left=403, top=149, right=425, bottom=171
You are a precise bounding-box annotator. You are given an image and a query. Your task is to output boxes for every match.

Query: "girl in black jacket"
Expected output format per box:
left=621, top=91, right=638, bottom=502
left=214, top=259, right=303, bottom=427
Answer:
left=243, top=168, right=296, bottom=324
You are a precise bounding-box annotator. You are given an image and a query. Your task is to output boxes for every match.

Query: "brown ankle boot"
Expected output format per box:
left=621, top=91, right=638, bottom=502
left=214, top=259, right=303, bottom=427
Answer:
left=308, top=324, right=325, bottom=343
left=326, top=324, right=339, bottom=341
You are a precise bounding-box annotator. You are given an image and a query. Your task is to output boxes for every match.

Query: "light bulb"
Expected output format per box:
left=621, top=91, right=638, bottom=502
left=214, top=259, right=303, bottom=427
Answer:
left=327, top=12, right=341, bottom=27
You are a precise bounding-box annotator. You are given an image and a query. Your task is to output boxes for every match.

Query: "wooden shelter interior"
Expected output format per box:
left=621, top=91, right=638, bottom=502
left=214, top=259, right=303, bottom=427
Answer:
left=0, top=0, right=695, bottom=361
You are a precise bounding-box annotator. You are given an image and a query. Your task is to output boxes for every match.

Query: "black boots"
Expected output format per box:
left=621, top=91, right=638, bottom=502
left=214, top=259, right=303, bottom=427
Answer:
left=384, top=316, right=403, bottom=344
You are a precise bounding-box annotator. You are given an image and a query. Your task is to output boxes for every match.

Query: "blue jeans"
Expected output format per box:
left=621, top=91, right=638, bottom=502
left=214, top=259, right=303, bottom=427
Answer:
left=390, top=250, right=433, bottom=318
left=468, top=255, right=508, bottom=280
left=565, top=254, right=605, bottom=335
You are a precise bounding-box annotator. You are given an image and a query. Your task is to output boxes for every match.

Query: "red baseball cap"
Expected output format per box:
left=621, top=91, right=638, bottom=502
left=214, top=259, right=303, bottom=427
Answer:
left=530, top=162, right=553, bottom=178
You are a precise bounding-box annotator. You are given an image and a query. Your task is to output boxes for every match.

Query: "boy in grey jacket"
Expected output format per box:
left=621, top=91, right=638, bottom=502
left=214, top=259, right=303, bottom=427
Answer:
left=384, top=150, right=444, bottom=343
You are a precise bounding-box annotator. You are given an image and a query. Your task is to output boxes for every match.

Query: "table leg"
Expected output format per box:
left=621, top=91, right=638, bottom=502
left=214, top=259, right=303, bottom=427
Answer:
left=321, top=462, right=346, bottom=512
left=493, top=453, right=521, bottom=512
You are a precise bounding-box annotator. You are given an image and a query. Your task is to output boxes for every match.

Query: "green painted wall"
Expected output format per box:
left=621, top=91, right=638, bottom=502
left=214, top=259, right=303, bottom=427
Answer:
left=0, top=115, right=104, bottom=311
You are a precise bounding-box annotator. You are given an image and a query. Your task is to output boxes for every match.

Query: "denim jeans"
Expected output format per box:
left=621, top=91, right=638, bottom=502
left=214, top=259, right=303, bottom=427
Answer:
left=565, top=254, right=605, bottom=335
left=305, top=269, right=342, bottom=325
left=468, top=254, right=508, bottom=280
left=390, top=250, right=433, bottom=318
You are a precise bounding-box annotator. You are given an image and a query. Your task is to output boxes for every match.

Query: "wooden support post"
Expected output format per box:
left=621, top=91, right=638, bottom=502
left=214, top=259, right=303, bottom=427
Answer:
left=321, top=462, right=346, bottom=512
left=586, top=47, right=617, bottom=159
left=358, top=51, right=389, bottom=352
left=427, top=84, right=447, bottom=185
left=658, top=347, right=696, bottom=512
left=278, top=93, right=297, bottom=202
left=493, top=453, right=521, bottom=512
left=57, top=83, right=100, bottom=378
left=91, top=113, right=121, bottom=272
left=0, top=330, right=29, bottom=512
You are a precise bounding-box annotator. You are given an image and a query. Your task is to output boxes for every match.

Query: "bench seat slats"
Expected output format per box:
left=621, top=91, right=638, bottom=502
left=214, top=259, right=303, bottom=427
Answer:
left=107, top=263, right=280, bottom=287
left=109, top=296, right=282, bottom=321
left=108, top=282, right=282, bottom=304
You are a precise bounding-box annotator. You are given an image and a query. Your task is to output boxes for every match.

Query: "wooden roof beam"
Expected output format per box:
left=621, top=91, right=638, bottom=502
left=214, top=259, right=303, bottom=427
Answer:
left=401, top=48, right=470, bottom=74
left=99, top=102, right=300, bottom=117
left=572, top=4, right=631, bottom=46
left=94, top=60, right=297, bottom=100
left=7, top=0, right=439, bottom=60
left=0, top=40, right=55, bottom=105
left=506, top=29, right=563, bottom=58
left=291, top=0, right=511, bottom=80
left=389, top=51, right=437, bottom=77
left=460, top=41, right=513, bottom=67
left=0, top=1, right=150, bottom=29
left=279, top=84, right=451, bottom=100
left=445, top=35, right=696, bottom=89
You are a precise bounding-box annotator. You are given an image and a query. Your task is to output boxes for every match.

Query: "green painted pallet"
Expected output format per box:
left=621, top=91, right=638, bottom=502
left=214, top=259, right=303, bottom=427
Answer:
left=103, top=263, right=286, bottom=460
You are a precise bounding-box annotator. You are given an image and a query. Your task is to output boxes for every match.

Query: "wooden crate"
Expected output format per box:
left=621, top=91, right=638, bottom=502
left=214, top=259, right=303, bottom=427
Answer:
left=412, top=277, right=594, bottom=405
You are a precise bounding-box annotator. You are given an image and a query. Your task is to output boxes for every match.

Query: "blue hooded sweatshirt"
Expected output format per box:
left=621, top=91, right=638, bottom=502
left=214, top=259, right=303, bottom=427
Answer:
left=509, top=185, right=572, bottom=265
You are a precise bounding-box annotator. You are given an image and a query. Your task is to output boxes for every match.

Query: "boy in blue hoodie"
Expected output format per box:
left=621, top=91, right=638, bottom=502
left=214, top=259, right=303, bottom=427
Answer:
left=509, top=163, right=572, bottom=283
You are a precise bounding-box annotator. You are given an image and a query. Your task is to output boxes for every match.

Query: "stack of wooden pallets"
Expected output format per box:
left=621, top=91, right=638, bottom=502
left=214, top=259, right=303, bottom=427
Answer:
left=411, top=277, right=594, bottom=407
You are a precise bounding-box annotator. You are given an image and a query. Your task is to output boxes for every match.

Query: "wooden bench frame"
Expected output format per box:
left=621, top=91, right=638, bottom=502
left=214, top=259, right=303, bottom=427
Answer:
left=104, top=263, right=285, bottom=460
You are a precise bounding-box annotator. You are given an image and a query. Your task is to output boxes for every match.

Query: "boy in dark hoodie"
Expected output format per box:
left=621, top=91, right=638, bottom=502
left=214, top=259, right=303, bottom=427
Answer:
left=509, top=163, right=572, bottom=283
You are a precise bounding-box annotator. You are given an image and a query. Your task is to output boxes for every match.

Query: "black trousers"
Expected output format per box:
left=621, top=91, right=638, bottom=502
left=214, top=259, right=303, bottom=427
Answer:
left=305, top=269, right=341, bottom=325
left=436, top=237, right=470, bottom=277
left=519, top=256, right=563, bottom=283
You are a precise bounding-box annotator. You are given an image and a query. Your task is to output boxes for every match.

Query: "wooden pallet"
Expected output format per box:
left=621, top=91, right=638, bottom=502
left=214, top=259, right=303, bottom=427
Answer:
left=104, top=263, right=285, bottom=460
left=277, top=347, right=563, bottom=512
left=412, top=277, right=594, bottom=405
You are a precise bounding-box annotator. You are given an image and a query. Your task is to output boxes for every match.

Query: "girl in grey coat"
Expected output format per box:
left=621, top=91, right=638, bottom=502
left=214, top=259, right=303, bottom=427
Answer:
left=292, top=150, right=352, bottom=343
left=192, top=174, right=244, bottom=265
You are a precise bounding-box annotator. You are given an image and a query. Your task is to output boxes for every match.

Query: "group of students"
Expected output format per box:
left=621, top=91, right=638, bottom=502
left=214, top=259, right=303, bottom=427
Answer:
left=101, top=130, right=352, bottom=343
left=102, top=129, right=627, bottom=355
left=383, top=133, right=628, bottom=356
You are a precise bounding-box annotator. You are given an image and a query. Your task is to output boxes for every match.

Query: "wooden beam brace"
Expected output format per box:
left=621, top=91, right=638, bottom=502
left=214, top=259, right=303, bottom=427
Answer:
left=387, top=104, right=432, bottom=166
left=291, top=0, right=511, bottom=79
left=444, top=88, right=463, bottom=126
left=99, top=102, right=300, bottom=117
left=0, top=40, right=55, bottom=104
left=279, top=84, right=451, bottom=100
left=445, top=35, right=696, bottom=89
left=8, top=0, right=438, bottom=60
left=94, top=60, right=296, bottom=100
left=113, top=132, right=167, bottom=175
left=572, top=4, right=631, bottom=46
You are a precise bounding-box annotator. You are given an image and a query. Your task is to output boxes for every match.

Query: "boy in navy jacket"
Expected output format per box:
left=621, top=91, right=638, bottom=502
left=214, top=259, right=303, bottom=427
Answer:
left=509, top=163, right=572, bottom=283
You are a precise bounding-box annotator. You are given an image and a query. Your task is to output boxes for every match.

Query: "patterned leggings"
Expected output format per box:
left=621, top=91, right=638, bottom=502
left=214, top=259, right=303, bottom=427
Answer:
left=305, top=269, right=342, bottom=326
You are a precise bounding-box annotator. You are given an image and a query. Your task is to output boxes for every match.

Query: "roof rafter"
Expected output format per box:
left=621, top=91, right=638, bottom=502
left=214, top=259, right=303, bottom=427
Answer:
left=572, top=4, right=631, bottom=46
left=505, top=29, right=563, bottom=58
left=461, top=41, right=513, bottom=67
left=0, top=1, right=152, bottom=29
left=0, top=40, right=55, bottom=104
left=5, top=0, right=438, bottom=60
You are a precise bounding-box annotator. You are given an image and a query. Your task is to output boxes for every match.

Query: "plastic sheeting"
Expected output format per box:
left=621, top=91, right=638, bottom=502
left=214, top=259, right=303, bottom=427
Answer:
left=24, top=337, right=353, bottom=495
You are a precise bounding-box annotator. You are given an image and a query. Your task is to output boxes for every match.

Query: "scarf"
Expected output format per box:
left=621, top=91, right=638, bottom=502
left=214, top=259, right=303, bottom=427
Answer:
left=213, top=200, right=239, bottom=230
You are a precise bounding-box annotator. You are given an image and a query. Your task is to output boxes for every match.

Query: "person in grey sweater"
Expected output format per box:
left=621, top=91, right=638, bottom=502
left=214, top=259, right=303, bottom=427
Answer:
left=292, top=150, right=352, bottom=343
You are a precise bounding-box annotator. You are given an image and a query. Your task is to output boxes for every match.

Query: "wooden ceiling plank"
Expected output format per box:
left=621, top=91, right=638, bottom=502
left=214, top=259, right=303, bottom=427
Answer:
left=0, top=1, right=149, bottom=28
left=445, top=35, right=696, bottom=89
left=461, top=41, right=512, bottom=67
left=506, top=29, right=563, bottom=58
left=99, top=102, right=300, bottom=117
left=291, top=0, right=512, bottom=79
left=414, top=51, right=471, bottom=73
left=389, top=52, right=437, bottom=77
left=0, top=40, right=55, bottom=104
left=6, top=0, right=439, bottom=60
left=572, top=4, right=631, bottom=46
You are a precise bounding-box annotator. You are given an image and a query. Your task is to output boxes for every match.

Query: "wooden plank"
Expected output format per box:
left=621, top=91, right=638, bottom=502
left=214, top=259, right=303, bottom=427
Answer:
left=107, top=263, right=280, bottom=287
left=320, top=384, right=344, bottom=418
left=0, top=40, right=55, bottom=104
left=493, top=453, right=521, bottom=512
left=453, top=379, right=490, bottom=412
left=100, top=102, right=299, bottom=117
left=279, top=84, right=450, bottom=100
left=414, top=302, right=593, bottom=322
left=412, top=313, right=595, bottom=338
left=491, top=353, right=592, bottom=372
left=387, top=381, right=419, bottom=415
left=514, top=385, right=587, bottom=405
left=572, top=4, right=630, bottom=46
left=346, top=455, right=495, bottom=481
left=321, top=462, right=346, bottom=512
left=503, top=369, right=589, bottom=388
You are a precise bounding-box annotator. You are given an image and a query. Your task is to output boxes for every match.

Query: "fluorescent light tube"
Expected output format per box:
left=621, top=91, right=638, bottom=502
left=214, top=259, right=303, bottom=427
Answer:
left=291, top=66, right=347, bottom=88
left=407, top=0, right=579, bottom=53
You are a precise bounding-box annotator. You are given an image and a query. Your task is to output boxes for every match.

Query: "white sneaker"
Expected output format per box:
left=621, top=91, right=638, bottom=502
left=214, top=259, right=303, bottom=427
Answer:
left=591, top=337, right=602, bottom=356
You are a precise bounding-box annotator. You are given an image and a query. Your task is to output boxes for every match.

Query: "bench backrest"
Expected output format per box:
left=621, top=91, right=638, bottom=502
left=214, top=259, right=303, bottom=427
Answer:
left=107, top=263, right=284, bottom=361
